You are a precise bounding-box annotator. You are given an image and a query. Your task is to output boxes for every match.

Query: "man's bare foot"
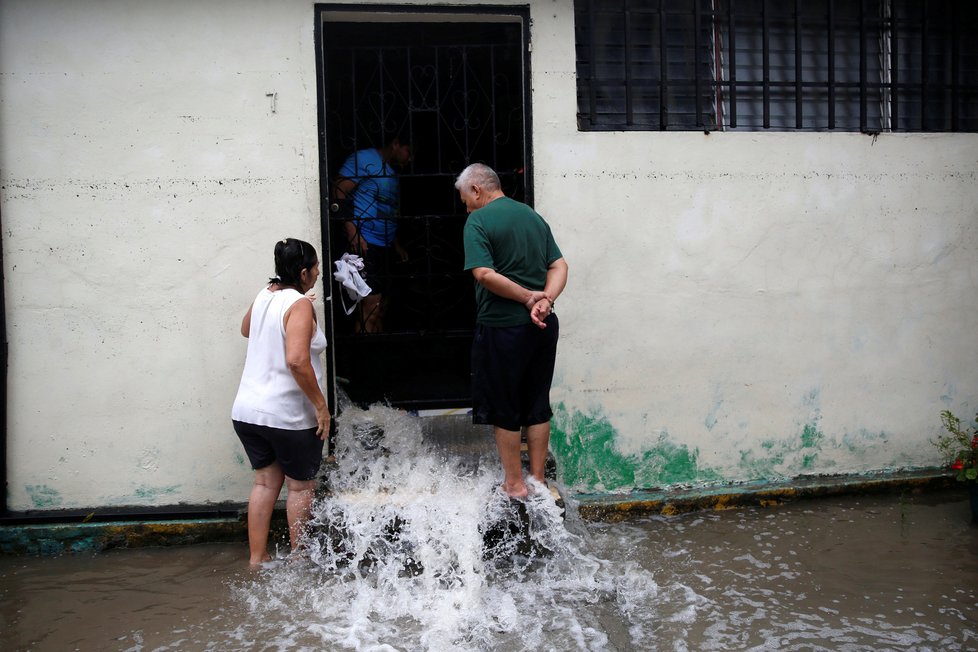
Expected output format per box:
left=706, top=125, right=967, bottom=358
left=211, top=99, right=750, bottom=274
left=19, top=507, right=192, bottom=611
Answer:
left=500, top=481, right=528, bottom=500
left=525, top=476, right=548, bottom=497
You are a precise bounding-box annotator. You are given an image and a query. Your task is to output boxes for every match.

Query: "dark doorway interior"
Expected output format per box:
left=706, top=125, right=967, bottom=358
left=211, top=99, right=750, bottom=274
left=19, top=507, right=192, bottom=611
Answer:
left=320, top=15, right=528, bottom=410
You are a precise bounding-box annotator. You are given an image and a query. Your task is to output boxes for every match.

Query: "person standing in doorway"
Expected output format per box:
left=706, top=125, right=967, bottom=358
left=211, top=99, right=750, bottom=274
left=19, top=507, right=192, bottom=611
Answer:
left=457, top=163, right=568, bottom=499
left=231, top=238, right=331, bottom=566
left=333, top=134, right=411, bottom=333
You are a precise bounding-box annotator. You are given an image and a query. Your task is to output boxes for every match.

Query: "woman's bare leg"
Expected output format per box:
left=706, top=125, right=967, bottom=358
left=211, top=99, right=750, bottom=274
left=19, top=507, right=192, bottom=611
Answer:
left=285, top=477, right=318, bottom=552
left=248, top=463, right=285, bottom=566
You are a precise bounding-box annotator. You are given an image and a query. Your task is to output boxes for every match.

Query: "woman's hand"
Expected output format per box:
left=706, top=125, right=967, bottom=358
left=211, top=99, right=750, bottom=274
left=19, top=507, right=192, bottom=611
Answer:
left=315, top=403, right=331, bottom=440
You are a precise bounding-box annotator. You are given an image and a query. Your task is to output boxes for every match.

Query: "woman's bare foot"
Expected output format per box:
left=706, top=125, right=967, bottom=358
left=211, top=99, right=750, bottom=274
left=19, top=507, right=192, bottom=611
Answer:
left=249, top=553, right=272, bottom=568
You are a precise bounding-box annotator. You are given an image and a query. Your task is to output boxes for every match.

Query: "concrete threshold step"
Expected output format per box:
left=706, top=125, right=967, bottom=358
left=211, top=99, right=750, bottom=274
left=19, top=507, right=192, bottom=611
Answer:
left=326, top=479, right=563, bottom=509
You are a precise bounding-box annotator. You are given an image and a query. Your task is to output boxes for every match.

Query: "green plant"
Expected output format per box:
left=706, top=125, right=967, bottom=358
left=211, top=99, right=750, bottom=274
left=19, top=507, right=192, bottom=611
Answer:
left=935, top=410, right=978, bottom=482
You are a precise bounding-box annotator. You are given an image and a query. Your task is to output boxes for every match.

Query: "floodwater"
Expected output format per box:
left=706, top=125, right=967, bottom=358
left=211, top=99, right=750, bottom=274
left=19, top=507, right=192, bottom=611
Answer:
left=2, top=406, right=976, bottom=651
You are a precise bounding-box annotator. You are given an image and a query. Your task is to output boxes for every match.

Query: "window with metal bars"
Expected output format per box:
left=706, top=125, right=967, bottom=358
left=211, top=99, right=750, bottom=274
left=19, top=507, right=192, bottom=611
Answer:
left=575, top=0, right=978, bottom=132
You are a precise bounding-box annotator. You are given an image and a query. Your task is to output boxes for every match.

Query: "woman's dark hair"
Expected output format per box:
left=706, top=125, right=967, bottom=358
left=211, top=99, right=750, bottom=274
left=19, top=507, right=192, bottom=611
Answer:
left=270, top=238, right=318, bottom=288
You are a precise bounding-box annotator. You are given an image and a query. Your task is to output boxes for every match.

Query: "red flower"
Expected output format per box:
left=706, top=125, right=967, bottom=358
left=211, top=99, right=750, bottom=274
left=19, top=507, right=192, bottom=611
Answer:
left=951, top=459, right=965, bottom=470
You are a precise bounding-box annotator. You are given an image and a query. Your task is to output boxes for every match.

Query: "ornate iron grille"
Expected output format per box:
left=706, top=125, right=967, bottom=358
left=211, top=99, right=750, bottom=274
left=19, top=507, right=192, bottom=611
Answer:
left=321, top=20, right=527, bottom=407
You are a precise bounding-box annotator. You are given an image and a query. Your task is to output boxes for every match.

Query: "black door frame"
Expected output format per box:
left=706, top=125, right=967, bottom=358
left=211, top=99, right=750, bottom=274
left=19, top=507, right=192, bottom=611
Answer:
left=0, top=201, right=6, bottom=515
left=313, top=3, right=533, bottom=415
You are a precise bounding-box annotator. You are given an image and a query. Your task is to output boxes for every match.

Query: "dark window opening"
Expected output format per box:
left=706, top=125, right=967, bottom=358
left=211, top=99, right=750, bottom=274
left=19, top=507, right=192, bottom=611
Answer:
left=576, top=0, right=978, bottom=132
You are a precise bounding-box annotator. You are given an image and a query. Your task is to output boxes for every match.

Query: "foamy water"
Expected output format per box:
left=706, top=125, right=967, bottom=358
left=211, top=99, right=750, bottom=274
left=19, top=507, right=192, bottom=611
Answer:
left=2, top=403, right=975, bottom=650
left=222, top=404, right=978, bottom=651
left=230, top=403, right=654, bottom=651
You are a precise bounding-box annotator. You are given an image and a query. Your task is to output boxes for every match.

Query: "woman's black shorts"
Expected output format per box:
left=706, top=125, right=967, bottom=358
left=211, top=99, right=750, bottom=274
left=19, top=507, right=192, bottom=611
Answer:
left=232, top=420, right=324, bottom=481
left=470, top=313, right=559, bottom=432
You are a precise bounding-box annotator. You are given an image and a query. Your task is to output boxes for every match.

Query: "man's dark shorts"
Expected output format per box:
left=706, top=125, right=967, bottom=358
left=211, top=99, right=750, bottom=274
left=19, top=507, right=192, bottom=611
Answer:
left=471, top=313, right=559, bottom=432
left=361, top=244, right=395, bottom=296
left=232, top=420, right=324, bottom=481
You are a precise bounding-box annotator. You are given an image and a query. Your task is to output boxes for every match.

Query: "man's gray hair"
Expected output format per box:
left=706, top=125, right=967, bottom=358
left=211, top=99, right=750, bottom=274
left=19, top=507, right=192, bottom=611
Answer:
left=454, top=163, right=501, bottom=192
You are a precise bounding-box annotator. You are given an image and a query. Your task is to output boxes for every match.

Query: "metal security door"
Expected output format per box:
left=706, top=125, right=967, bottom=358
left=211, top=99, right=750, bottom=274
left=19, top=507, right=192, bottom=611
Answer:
left=316, top=7, right=530, bottom=410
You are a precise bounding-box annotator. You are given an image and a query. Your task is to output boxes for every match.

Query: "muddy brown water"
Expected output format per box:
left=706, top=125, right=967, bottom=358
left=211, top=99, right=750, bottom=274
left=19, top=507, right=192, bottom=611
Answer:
left=1, top=488, right=975, bottom=651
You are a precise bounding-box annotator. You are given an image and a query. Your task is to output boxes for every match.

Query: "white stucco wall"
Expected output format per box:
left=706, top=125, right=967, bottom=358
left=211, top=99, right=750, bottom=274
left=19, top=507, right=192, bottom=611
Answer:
left=1, top=0, right=976, bottom=510
left=0, top=0, right=326, bottom=509
left=528, top=4, right=978, bottom=490
left=543, top=130, right=978, bottom=490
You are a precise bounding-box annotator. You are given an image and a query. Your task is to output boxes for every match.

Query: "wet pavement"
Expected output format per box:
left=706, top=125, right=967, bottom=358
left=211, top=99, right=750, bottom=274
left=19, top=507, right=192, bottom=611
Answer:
left=1, top=487, right=975, bottom=651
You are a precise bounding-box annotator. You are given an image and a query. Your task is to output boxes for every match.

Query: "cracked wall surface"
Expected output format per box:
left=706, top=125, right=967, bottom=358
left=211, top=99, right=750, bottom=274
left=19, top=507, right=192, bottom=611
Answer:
left=1, top=0, right=976, bottom=509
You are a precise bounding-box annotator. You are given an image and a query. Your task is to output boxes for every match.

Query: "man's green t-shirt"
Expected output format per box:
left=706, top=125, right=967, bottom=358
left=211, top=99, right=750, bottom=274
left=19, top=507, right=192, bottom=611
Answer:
left=462, top=197, right=563, bottom=327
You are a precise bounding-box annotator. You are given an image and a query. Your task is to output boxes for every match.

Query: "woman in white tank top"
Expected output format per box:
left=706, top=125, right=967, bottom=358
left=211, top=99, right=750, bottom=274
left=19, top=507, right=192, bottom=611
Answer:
left=231, top=238, right=331, bottom=567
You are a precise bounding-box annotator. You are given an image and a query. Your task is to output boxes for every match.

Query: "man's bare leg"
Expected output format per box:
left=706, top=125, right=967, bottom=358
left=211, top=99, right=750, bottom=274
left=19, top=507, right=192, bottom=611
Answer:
left=525, top=421, right=551, bottom=484
left=357, top=294, right=384, bottom=333
left=494, top=426, right=527, bottom=498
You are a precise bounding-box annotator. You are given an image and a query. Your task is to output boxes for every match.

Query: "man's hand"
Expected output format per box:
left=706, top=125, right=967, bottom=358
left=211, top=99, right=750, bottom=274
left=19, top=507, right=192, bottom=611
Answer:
left=395, top=240, right=409, bottom=263
left=528, top=295, right=553, bottom=329
left=524, top=291, right=548, bottom=311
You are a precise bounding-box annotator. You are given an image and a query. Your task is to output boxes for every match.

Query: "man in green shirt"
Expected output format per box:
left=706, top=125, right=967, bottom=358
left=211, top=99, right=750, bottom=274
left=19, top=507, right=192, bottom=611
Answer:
left=457, top=163, right=568, bottom=499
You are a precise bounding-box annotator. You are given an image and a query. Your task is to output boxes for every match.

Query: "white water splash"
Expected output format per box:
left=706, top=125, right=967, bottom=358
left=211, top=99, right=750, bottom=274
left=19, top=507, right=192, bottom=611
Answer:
left=233, top=402, right=663, bottom=651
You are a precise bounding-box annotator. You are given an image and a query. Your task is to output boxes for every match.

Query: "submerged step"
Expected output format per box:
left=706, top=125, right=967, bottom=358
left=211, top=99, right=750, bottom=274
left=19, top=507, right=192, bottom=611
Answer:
left=313, top=479, right=565, bottom=568
left=308, top=407, right=566, bottom=568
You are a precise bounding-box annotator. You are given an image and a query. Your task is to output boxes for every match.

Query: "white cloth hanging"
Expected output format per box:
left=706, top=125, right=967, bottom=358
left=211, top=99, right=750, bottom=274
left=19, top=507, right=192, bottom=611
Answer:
left=333, top=253, right=372, bottom=315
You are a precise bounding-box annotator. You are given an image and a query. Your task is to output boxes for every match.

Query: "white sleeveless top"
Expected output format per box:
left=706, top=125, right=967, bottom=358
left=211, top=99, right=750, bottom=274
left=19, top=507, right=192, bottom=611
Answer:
left=231, top=288, right=327, bottom=429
